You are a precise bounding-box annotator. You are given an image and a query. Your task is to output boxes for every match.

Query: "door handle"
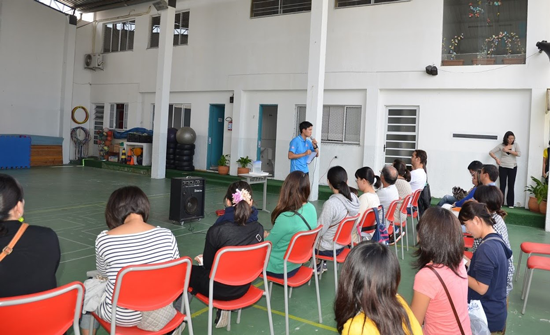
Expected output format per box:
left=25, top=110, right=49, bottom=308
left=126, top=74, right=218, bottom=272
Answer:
left=258, top=141, right=261, bottom=149
left=209, top=137, right=212, bottom=145
left=383, top=144, right=386, bottom=152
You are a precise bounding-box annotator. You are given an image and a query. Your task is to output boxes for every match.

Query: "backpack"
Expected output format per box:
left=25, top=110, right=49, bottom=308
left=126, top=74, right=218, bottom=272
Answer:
left=371, top=207, right=389, bottom=245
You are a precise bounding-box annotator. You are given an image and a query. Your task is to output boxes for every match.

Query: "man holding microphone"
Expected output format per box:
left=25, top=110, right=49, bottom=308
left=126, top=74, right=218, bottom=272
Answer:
left=288, top=121, right=319, bottom=174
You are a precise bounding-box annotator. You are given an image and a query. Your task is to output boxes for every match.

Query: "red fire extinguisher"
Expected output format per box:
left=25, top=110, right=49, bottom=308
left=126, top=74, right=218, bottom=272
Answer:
left=226, top=117, right=233, bottom=131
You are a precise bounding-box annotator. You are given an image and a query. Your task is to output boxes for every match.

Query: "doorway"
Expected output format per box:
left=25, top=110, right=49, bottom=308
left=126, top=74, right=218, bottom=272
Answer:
left=207, top=104, right=225, bottom=170
left=383, top=107, right=419, bottom=166
left=257, top=105, right=278, bottom=174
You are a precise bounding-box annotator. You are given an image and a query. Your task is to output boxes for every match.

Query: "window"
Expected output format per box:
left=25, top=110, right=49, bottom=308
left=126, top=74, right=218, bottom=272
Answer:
left=150, top=12, right=190, bottom=48
left=296, top=105, right=362, bottom=144
left=251, top=0, right=311, bottom=18
left=109, top=103, right=128, bottom=130
left=151, top=104, right=191, bottom=129
left=384, top=107, right=418, bottom=166
left=104, top=20, right=135, bottom=53
left=442, top=0, right=527, bottom=66
left=336, top=0, right=405, bottom=8
left=93, top=104, right=105, bottom=144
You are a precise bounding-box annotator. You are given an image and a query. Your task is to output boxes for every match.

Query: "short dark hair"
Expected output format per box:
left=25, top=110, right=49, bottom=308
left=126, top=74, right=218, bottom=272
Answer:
left=503, top=131, right=515, bottom=145
left=413, top=149, right=428, bottom=169
left=105, top=186, right=150, bottom=229
left=474, top=185, right=506, bottom=219
left=0, top=174, right=25, bottom=236
left=414, top=207, right=465, bottom=277
left=299, top=121, right=313, bottom=133
left=467, top=160, right=483, bottom=172
left=481, top=164, right=499, bottom=182
left=381, top=165, right=397, bottom=185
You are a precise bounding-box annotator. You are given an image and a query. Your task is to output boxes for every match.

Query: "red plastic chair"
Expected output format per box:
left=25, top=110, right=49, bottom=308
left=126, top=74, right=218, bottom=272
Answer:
left=396, top=194, right=413, bottom=253
left=316, top=214, right=361, bottom=293
left=407, top=189, right=422, bottom=239
left=514, top=242, right=550, bottom=282
left=353, top=206, right=382, bottom=246
left=263, top=226, right=323, bottom=335
left=192, top=242, right=274, bottom=335
left=91, top=257, right=194, bottom=335
left=0, top=281, right=84, bottom=335
left=385, top=199, right=403, bottom=259
left=521, top=256, right=550, bottom=314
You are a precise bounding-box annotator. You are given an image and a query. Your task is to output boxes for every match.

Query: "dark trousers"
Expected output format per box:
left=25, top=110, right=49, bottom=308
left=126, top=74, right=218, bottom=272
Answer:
left=499, top=166, right=517, bottom=206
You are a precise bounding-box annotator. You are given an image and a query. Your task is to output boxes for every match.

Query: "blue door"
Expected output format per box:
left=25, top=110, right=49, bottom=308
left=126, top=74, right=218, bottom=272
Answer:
left=207, top=104, right=225, bottom=169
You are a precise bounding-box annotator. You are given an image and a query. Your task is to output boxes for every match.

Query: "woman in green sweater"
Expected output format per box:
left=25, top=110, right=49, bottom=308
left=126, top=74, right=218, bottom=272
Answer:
left=265, top=171, right=318, bottom=278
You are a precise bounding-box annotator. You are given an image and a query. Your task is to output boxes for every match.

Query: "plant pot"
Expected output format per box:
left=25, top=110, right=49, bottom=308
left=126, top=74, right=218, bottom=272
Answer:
left=502, top=56, right=525, bottom=65
left=218, top=166, right=229, bottom=175
left=237, top=167, right=250, bottom=175
left=472, top=58, right=496, bottom=65
left=442, top=59, right=465, bottom=66
left=528, top=196, right=540, bottom=213
left=539, top=200, right=547, bottom=215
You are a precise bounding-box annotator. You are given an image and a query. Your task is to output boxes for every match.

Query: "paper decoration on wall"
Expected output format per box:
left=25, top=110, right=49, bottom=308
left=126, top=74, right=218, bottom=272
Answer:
left=469, top=2, right=484, bottom=18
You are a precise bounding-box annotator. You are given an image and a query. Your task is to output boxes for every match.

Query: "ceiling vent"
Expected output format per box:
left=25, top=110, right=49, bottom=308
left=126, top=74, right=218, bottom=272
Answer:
left=84, top=53, right=104, bottom=70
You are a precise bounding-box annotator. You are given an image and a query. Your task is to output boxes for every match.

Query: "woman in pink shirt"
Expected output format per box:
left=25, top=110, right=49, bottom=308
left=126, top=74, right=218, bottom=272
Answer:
left=411, top=207, right=471, bottom=335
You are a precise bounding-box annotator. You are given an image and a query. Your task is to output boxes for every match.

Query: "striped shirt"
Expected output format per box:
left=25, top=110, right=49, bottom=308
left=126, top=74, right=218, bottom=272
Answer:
left=95, top=227, right=179, bottom=326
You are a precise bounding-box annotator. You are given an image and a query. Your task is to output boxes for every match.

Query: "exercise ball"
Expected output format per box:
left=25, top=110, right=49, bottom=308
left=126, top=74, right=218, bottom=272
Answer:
left=167, top=128, right=178, bottom=143
left=176, top=127, right=196, bottom=144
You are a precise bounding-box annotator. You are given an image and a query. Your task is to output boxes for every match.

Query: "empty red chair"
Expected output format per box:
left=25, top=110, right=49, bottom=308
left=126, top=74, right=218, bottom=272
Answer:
left=0, top=281, right=84, bottom=335
left=521, top=256, right=550, bottom=314
left=192, top=242, right=274, bottom=335
left=91, top=257, right=194, bottom=335
left=316, top=214, right=361, bottom=293
left=514, top=242, right=550, bottom=282
left=407, top=189, right=423, bottom=238
left=263, top=226, right=323, bottom=335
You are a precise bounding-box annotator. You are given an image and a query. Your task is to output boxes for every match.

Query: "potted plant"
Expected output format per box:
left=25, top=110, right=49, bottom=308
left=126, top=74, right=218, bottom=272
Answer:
left=442, top=34, right=465, bottom=66
left=525, top=176, right=548, bottom=213
left=217, top=154, right=230, bottom=175
left=236, top=156, right=252, bottom=175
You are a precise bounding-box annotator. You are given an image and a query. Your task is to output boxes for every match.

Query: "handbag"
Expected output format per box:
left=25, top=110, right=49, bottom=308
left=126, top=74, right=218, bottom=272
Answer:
left=0, top=223, right=29, bottom=262
left=82, top=275, right=108, bottom=313
left=425, top=265, right=466, bottom=335
left=137, top=303, right=177, bottom=331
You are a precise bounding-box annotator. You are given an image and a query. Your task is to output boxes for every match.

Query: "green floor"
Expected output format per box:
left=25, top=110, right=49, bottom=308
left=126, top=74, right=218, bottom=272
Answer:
left=4, top=166, right=550, bottom=334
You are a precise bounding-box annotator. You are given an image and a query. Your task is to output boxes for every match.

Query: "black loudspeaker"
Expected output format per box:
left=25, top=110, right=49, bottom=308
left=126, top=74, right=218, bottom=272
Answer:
left=169, top=177, right=205, bottom=223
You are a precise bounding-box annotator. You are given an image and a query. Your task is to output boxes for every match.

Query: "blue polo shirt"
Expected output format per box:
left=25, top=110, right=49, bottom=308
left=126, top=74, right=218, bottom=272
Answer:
left=289, top=135, right=314, bottom=173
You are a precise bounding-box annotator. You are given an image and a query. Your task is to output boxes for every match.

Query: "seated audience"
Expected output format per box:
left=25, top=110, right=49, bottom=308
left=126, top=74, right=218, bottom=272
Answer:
left=376, top=165, right=399, bottom=221
left=81, top=186, right=180, bottom=334
left=438, top=160, right=482, bottom=207
left=190, top=181, right=264, bottom=328
left=265, top=171, right=318, bottom=279
left=410, top=150, right=428, bottom=192
left=0, top=174, right=60, bottom=298
left=393, top=159, right=412, bottom=222
left=459, top=201, right=512, bottom=333
left=334, top=241, right=422, bottom=335
left=354, top=166, right=381, bottom=216
left=411, top=207, right=471, bottom=335
left=317, top=166, right=359, bottom=272
left=479, top=164, right=499, bottom=187
left=473, top=185, right=515, bottom=295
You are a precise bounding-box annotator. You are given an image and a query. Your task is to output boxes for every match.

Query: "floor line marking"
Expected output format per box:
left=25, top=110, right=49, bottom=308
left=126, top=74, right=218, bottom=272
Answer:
left=58, top=236, right=94, bottom=247
left=60, top=254, right=95, bottom=263
left=191, top=307, right=210, bottom=318
left=61, top=247, right=94, bottom=255
left=26, top=203, right=105, bottom=215
left=252, top=304, right=337, bottom=332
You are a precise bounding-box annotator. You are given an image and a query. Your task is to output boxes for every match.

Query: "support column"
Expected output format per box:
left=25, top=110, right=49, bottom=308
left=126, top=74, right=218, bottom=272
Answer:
left=60, top=16, right=77, bottom=163
left=151, top=5, right=176, bottom=179
left=306, top=0, right=328, bottom=201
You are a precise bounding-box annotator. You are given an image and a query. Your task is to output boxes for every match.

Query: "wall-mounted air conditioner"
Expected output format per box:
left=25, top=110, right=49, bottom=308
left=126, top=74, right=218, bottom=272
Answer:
left=84, top=53, right=104, bottom=70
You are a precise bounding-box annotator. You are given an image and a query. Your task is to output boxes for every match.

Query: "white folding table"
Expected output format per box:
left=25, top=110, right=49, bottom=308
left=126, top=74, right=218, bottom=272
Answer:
left=239, top=173, right=271, bottom=213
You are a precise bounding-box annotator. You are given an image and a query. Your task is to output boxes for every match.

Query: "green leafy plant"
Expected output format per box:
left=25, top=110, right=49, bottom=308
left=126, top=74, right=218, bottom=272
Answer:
left=218, top=154, right=229, bottom=167
left=525, top=176, right=548, bottom=204
left=236, top=156, right=252, bottom=168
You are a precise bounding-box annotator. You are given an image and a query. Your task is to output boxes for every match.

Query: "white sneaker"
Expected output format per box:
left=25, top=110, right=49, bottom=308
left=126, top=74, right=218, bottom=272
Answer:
left=172, top=322, right=186, bottom=335
left=215, top=309, right=230, bottom=328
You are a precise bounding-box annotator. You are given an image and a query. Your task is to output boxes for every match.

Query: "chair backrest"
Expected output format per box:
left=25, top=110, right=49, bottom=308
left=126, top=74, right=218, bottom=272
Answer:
left=411, top=189, right=422, bottom=208
left=0, top=281, right=84, bottom=335
left=284, top=225, right=323, bottom=264
left=113, top=257, right=192, bottom=312
left=400, top=194, right=413, bottom=215
left=385, top=199, right=400, bottom=223
left=358, top=208, right=377, bottom=232
left=333, top=214, right=361, bottom=245
left=210, top=241, right=272, bottom=286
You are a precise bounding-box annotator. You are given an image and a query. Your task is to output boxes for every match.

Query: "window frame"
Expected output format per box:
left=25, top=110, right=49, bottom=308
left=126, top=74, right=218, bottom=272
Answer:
left=250, top=0, right=312, bottom=18
left=149, top=11, right=190, bottom=49
left=296, top=104, right=362, bottom=145
left=109, top=103, right=129, bottom=130
left=103, top=20, right=135, bottom=53
left=335, top=0, right=410, bottom=9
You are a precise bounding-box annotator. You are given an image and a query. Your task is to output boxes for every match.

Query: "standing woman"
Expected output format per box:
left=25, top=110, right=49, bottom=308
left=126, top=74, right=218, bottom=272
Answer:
left=0, top=174, right=60, bottom=298
left=265, top=171, right=318, bottom=278
left=334, top=241, right=422, bottom=335
left=411, top=207, right=471, bottom=335
left=459, top=201, right=512, bottom=334
left=489, top=131, right=521, bottom=208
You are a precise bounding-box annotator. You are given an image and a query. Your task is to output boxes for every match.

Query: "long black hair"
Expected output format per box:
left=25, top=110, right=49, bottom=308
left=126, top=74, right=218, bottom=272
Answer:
left=355, top=166, right=381, bottom=189
left=502, top=131, right=515, bottom=145
left=334, top=241, right=413, bottom=335
left=328, top=166, right=352, bottom=201
left=271, top=171, right=310, bottom=224
left=0, top=174, right=25, bottom=236
left=393, top=159, right=411, bottom=182
left=225, top=181, right=254, bottom=225
left=413, top=207, right=465, bottom=277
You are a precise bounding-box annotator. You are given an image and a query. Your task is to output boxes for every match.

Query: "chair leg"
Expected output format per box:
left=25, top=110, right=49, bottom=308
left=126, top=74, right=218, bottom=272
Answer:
left=269, top=282, right=273, bottom=299
left=263, top=278, right=275, bottom=335
left=313, top=267, right=323, bottom=324
left=227, top=310, right=232, bottom=331
left=207, top=304, right=214, bottom=335
left=284, top=283, right=290, bottom=335
left=405, top=220, right=409, bottom=251
left=392, top=223, right=398, bottom=256
left=333, top=257, right=338, bottom=294
left=522, top=268, right=535, bottom=314
left=514, top=251, right=524, bottom=282
left=236, top=309, right=240, bottom=324
left=289, top=287, right=293, bottom=298
left=521, top=268, right=529, bottom=299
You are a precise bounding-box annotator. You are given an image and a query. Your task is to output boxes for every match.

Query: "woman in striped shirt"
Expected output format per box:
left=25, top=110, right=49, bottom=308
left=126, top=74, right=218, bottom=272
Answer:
left=82, top=186, right=179, bottom=334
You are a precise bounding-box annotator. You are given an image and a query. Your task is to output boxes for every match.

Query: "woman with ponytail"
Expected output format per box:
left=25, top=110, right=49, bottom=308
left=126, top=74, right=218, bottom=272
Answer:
left=0, top=174, right=60, bottom=298
left=189, top=181, right=265, bottom=328
left=473, top=185, right=515, bottom=296
left=354, top=167, right=381, bottom=216
left=316, top=166, right=359, bottom=271
left=459, top=201, right=512, bottom=333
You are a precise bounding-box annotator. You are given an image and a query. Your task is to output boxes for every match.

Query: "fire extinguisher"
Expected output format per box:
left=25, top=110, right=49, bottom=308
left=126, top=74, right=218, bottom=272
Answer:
left=226, top=117, right=233, bottom=131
